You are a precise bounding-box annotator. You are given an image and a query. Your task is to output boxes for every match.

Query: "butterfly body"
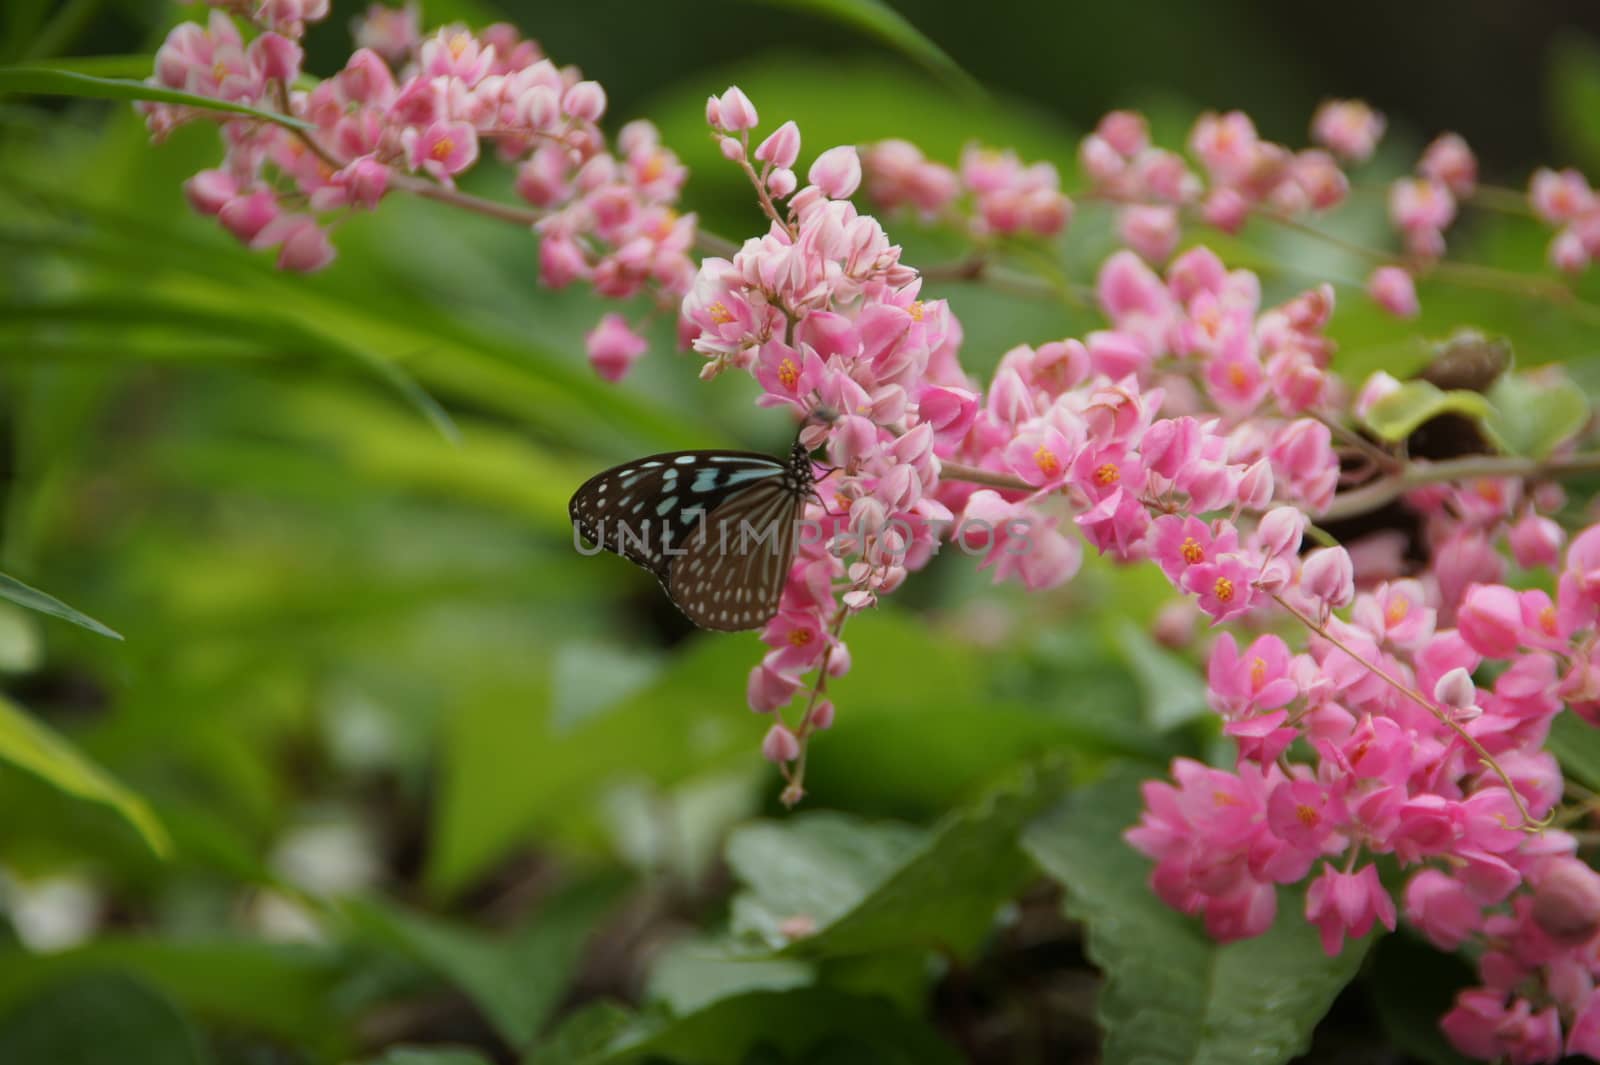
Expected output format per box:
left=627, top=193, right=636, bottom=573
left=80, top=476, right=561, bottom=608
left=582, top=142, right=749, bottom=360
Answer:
left=570, top=440, right=815, bottom=631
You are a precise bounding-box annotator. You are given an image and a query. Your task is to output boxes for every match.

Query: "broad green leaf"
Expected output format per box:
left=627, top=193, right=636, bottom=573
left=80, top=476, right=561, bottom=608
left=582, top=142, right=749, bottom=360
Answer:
left=532, top=988, right=961, bottom=1065
left=1549, top=712, right=1600, bottom=792
left=751, top=0, right=980, bottom=95
left=0, top=570, right=121, bottom=639
left=1483, top=372, right=1591, bottom=458
left=727, top=760, right=1066, bottom=960
left=0, top=692, right=169, bottom=856
left=0, top=939, right=347, bottom=1055
left=1023, top=767, right=1370, bottom=1065
left=1362, top=381, right=1493, bottom=444
left=644, top=937, right=813, bottom=1016
left=365, top=1049, right=495, bottom=1065
left=0, top=66, right=312, bottom=129
left=1115, top=619, right=1209, bottom=732
left=0, top=973, right=207, bottom=1065
left=347, top=877, right=624, bottom=1047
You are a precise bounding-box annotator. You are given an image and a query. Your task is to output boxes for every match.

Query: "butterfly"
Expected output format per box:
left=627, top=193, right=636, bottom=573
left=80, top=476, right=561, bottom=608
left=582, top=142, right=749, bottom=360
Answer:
left=569, top=437, right=818, bottom=631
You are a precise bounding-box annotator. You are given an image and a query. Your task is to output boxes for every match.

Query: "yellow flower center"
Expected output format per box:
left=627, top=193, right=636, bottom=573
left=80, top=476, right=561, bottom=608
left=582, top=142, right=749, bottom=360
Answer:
left=1212, top=789, right=1239, bottom=808
left=788, top=628, right=813, bottom=647
left=430, top=137, right=455, bottom=162
left=641, top=151, right=667, bottom=182
left=1033, top=446, right=1060, bottom=478
left=1227, top=363, right=1248, bottom=389
left=447, top=32, right=471, bottom=59
left=777, top=357, right=800, bottom=391
left=1250, top=656, right=1267, bottom=689
left=1094, top=462, right=1120, bottom=486
left=1295, top=804, right=1320, bottom=828
left=1541, top=606, right=1558, bottom=636
left=1385, top=596, right=1409, bottom=627
left=707, top=301, right=735, bottom=325
left=908, top=300, right=925, bottom=321
left=1181, top=537, right=1204, bottom=565
left=1213, top=576, right=1235, bottom=602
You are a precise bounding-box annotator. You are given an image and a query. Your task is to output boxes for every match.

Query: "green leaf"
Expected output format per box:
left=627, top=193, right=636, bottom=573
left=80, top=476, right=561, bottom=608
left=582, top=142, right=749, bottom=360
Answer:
left=1550, top=32, right=1600, bottom=173
left=750, top=0, right=979, bottom=96
left=644, top=937, right=813, bottom=1016
left=1362, top=380, right=1494, bottom=444
left=1114, top=619, right=1209, bottom=732
left=727, top=761, right=1066, bottom=960
left=0, top=692, right=170, bottom=856
left=0, top=570, right=121, bottom=639
left=0, top=940, right=346, bottom=1054
left=1023, top=767, right=1370, bottom=1065
left=1549, top=712, right=1600, bottom=792
left=0, top=973, right=208, bottom=1065
left=0, top=65, right=312, bottom=129
left=347, top=878, right=624, bottom=1047
left=1483, top=372, right=1591, bottom=459
left=532, top=988, right=961, bottom=1065
left=363, top=1048, right=496, bottom=1065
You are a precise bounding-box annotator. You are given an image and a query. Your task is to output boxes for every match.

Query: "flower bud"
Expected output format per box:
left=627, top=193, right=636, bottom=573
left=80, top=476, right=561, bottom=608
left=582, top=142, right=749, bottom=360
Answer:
left=1301, top=546, right=1354, bottom=608
left=561, top=80, right=606, bottom=122
left=766, top=167, right=797, bottom=198
left=1367, top=266, right=1419, bottom=318
left=585, top=313, right=648, bottom=382
left=808, top=145, right=862, bottom=200
left=1532, top=859, right=1600, bottom=947
left=1256, top=506, right=1306, bottom=560
left=718, top=136, right=746, bottom=162
left=1509, top=513, right=1564, bottom=569
left=755, top=120, right=801, bottom=169
left=716, top=86, right=758, bottom=131
left=274, top=217, right=334, bottom=272
left=184, top=169, right=238, bottom=215
left=518, top=85, right=559, bottom=129
left=219, top=190, right=280, bottom=242
left=1236, top=458, right=1275, bottom=509
left=1457, top=583, right=1523, bottom=658
left=1433, top=667, right=1477, bottom=712
left=809, top=699, right=835, bottom=730
left=761, top=723, right=800, bottom=764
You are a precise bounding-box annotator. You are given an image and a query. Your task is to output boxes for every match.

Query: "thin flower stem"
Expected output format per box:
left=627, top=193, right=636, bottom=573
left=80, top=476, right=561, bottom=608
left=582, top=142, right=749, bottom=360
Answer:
left=1270, top=591, right=1550, bottom=831
left=1312, top=411, right=1403, bottom=476
left=780, top=607, right=849, bottom=807
left=939, top=461, right=1032, bottom=493
left=1321, top=451, right=1600, bottom=522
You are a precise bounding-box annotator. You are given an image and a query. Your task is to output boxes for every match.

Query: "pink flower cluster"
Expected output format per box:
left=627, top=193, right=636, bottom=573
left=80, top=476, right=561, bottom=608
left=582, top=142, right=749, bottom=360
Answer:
left=145, top=1, right=693, bottom=377
left=1077, top=108, right=1350, bottom=261
left=1531, top=167, right=1600, bottom=275
left=681, top=90, right=983, bottom=765
left=1125, top=474, right=1600, bottom=1061
left=860, top=140, right=1071, bottom=239
left=1389, top=132, right=1476, bottom=261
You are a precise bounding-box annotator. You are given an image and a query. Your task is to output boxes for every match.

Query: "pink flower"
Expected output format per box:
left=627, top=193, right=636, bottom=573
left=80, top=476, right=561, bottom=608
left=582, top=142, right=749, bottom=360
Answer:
left=1150, top=515, right=1234, bottom=585
left=1390, top=177, right=1456, bottom=233
left=1184, top=554, right=1256, bottom=622
left=1304, top=863, right=1396, bottom=955
left=1419, top=132, right=1477, bottom=197
left=1300, top=547, right=1354, bottom=610
left=352, top=2, right=420, bottom=64
left=1310, top=99, right=1385, bottom=162
left=1190, top=110, right=1259, bottom=182
left=585, top=313, right=649, bottom=382
left=1529, top=167, right=1594, bottom=223
left=1404, top=870, right=1484, bottom=950
left=1458, top=583, right=1524, bottom=657
left=712, top=86, right=758, bottom=132
left=1442, top=992, right=1562, bottom=1065
left=1118, top=204, right=1179, bottom=262
left=1367, top=266, right=1419, bottom=318
left=756, top=121, right=801, bottom=169
left=561, top=80, right=606, bottom=122
left=1209, top=633, right=1298, bottom=717
left=808, top=145, right=862, bottom=200
left=406, top=119, right=478, bottom=182
left=1530, top=858, right=1600, bottom=947
left=754, top=341, right=824, bottom=409
left=761, top=723, right=800, bottom=763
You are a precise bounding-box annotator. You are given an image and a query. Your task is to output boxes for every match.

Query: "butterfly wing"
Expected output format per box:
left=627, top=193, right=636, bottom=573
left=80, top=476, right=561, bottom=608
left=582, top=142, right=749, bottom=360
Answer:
left=668, top=477, right=804, bottom=631
left=569, top=450, right=789, bottom=580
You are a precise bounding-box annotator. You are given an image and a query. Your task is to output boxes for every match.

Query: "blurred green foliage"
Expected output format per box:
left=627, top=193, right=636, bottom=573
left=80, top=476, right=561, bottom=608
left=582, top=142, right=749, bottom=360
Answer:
left=3, top=1, right=1600, bottom=1063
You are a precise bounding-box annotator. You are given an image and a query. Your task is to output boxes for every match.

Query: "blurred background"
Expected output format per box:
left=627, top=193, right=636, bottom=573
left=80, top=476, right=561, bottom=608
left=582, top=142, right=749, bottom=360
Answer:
left=4, top=2, right=1600, bottom=1063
